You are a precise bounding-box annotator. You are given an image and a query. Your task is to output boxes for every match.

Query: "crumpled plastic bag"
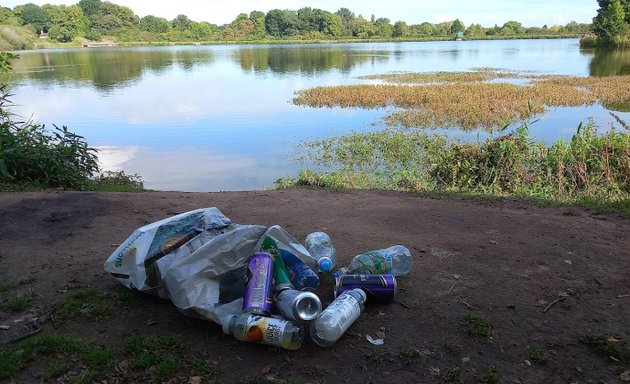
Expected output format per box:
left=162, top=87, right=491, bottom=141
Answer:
left=104, top=207, right=315, bottom=325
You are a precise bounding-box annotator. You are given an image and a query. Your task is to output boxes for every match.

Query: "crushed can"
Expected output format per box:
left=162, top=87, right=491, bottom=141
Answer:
left=334, top=274, right=397, bottom=303
left=243, top=252, right=275, bottom=315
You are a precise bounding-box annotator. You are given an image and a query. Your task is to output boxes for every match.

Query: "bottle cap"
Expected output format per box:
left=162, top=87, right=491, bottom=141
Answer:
left=318, top=257, right=332, bottom=272
left=221, top=314, right=236, bottom=335
left=348, top=288, right=367, bottom=304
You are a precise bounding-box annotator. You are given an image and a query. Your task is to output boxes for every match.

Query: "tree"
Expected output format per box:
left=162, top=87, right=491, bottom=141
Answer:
left=593, top=0, right=628, bottom=42
left=450, top=19, right=465, bottom=35
left=597, top=0, right=630, bottom=23
left=321, top=13, right=343, bottom=37
left=374, top=17, right=393, bottom=37
left=265, top=9, right=299, bottom=37
left=501, top=21, right=525, bottom=35
left=17, top=3, right=50, bottom=33
left=465, top=23, right=486, bottom=38
left=249, top=11, right=266, bottom=39
left=138, top=15, right=170, bottom=33
left=78, top=0, right=101, bottom=17
left=172, top=14, right=191, bottom=31
left=44, top=4, right=86, bottom=42
left=393, top=21, right=409, bottom=37
left=335, top=7, right=355, bottom=37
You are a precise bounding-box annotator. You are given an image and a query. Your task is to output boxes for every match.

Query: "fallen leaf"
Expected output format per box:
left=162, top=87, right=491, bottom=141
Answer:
left=376, top=331, right=386, bottom=339
left=524, top=360, right=532, bottom=366
left=608, top=336, right=620, bottom=342
left=461, top=357, right=470, bottom=363
left=260, top=365, right=272, bottom=374
left=489, top=240, right=497, bottom=245
left=188, top=377, right=202, bottom=384
left=564, top=260, right=572, bottom=265
left=453, top=274, right=461, bottom=280
left=535, top=299, right=548, bottom=307
left=146, top=320, right=157, bottom=326
left=0, top=324, right=9, bottom=330
left=366, top=334, right=384, bottom=345
left=429, top=367, right=440, bottom=376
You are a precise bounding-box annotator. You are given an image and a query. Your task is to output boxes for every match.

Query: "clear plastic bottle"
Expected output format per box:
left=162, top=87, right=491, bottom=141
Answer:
left=305, top=232, right=337, bottom=272
left=309, top=288, right=367, bottom=347
left=223, top=313, right=304, bottom=350
left=279, top=249, right=319, bottom=291
left=346, top=245, right=412, bottom=276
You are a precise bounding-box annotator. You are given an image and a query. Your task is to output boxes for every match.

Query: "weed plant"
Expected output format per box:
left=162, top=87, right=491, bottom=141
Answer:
left=293, top=70, right=630, bottom=131
left=278, top=121, right=630, bottom=215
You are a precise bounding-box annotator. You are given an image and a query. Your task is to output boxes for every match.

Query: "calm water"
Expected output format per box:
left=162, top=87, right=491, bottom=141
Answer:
left=6, top=39, right=630, bottom=191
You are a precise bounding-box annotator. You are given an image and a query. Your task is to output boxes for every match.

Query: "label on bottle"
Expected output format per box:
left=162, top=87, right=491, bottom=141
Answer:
left=353, top=252, right=392, bottom=274
left=326, top=294, right=360, bottom=328
left=244, top=315, right=288, bottom=346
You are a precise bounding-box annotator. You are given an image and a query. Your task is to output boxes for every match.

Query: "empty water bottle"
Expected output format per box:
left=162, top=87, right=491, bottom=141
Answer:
left=279, top=249, right=319, bottom=291
left=309, top=288, right=366, bottom=347
left=346, top=245, right=412, bottom=276
left=222, top=313, right=304, bottom=350
left=305, top=232, right=337, bottom=272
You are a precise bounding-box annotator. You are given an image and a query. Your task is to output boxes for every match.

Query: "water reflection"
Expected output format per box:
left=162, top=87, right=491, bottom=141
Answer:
left=234, top=45, right=390, bottom=75
left=587, top=49, right=630, bottom=76
left=10, top=48, right=215, bottom=89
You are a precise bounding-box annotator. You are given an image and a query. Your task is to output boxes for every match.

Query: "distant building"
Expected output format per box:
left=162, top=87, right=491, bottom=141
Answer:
left=455, top=32, right=464, bottom=41
left=39, top=29, right=48, bottom=39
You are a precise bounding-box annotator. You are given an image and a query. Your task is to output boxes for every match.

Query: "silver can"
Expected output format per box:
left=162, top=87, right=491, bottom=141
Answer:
left=275, top=288, right=322, bottom=323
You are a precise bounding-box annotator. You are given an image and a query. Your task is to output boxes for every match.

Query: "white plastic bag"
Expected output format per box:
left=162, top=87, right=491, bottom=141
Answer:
left=104, top=208, right=316, bottom=325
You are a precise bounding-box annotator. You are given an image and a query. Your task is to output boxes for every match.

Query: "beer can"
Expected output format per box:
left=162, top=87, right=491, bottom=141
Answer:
left=243, top=252, right=275, bottom=315
left=334, top=274, right=396, bottom=303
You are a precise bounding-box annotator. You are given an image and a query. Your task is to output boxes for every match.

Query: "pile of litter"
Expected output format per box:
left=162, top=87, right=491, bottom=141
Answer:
left=105, top=207, right=411, bottom=350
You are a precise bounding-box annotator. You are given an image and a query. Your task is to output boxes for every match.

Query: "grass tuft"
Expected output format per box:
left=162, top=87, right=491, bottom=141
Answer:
left=463, top=312, right=494, bottom=339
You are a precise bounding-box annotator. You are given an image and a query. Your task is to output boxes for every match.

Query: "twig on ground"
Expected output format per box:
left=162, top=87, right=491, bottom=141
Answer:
left=458, top=296, right=471, bottom=309
left=617, top=294, right=630, bottom=298
left=8, top=327, right=42, bottom=343
left=543, top=296, right=567, bottom=313
left=448, top=284, right=455, bottom=294
left=395, top=300, right=411, bottom=309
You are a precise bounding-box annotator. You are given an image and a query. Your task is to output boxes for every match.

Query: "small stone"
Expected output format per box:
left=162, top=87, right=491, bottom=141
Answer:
left=462, top=357, right=470, bottom=363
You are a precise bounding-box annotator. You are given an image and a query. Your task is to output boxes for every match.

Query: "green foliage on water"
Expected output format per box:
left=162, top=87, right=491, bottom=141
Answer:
left=277, top=121, right=630, bottom=215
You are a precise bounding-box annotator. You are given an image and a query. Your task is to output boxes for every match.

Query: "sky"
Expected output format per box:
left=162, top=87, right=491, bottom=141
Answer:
left=2, top=0, right=598, bottom=27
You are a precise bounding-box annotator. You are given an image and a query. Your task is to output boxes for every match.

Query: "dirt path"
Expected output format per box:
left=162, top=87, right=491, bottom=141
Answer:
left=1, top=189, right=629, bottom=383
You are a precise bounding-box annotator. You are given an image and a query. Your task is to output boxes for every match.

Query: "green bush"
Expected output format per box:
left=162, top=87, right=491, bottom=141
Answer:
left=0, top=84, right=100, bottom=189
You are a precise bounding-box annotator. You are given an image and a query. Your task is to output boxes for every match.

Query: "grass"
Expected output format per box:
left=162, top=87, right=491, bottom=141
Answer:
left=444, top=366, right=464, bottom=384
left=0, top=280, right=12, bottom=292
left=463, top=312, right=494, bottom=339
left=0, top=296, right=29, bottom=312
left=293, top=70, right=630, bottom=131
left=579, top=331, right=630, bottom=369
left=530, top=345, right=551, bottom=364
left=478, top=365, right=501, bottom=384
left=277, top=122, right=630, bottom=216
left=56, top=288, right=109, bottom=321
left=399, top=347, right=423, bottom=365
left=0, top=333, right=114, bottom=382
left=364, top=348, right=392, bottom=364
left=123, top=334, right=184, bottom=383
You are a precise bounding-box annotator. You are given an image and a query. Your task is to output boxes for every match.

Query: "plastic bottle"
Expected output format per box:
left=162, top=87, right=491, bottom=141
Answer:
left=346, top=245, right=412, bottom=276
left=305, top=232, right=337, bottom=272
left=309, top=288, right=367, bottom=347
left=275, top=288, right=322, bottom=323
left=223, top=313, right=304, bottom=350
left=279, top=249, right=319, bottom=291
left=260, top=237, right=292, bottom=290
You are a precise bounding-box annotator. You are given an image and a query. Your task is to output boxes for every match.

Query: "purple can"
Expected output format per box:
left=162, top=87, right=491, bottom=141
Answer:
left=243, top=252, right=275, bottom=315
left=335, top=274, right=397, bottom=303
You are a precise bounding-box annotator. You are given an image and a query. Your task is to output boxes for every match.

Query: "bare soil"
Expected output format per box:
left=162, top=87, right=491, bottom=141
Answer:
left=1, top=189, right=629, bottom=383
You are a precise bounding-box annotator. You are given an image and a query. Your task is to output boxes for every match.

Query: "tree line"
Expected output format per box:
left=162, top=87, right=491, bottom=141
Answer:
left=1, top=0, right=591, bottom=49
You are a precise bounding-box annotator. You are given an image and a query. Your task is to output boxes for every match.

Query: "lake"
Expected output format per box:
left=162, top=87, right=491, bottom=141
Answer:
left=6, top=39, right=630, bottom=192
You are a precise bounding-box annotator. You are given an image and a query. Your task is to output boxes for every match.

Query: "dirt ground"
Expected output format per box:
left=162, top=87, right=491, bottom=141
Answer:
left=1, top=188, right=629, bottom=384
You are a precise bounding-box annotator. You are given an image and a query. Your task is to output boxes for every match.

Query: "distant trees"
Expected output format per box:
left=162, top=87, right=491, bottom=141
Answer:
left=2, top=1, right=594, bottom=47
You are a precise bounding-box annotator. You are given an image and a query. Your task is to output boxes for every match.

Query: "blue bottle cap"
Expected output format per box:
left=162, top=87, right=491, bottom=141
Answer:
left=319, top=257, right=332, bottom=272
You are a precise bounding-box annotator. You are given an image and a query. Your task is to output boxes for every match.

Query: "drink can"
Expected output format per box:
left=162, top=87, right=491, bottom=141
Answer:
left=334, top=274, right=396, bottom=303
left=275, top=288, right=322, bottom=323
left=243, top=252, right=275, bottom=315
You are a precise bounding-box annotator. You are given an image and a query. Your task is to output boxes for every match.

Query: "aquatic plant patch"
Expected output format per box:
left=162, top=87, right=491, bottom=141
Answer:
left=293, top=71, right=630, bottom=131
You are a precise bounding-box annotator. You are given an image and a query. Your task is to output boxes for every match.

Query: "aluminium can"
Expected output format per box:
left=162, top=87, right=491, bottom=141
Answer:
left=243, top=252, right=275, bottom=315
left=334, top=274, right=397, bottom=303
left=275, top=288, right=322, bottom=323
